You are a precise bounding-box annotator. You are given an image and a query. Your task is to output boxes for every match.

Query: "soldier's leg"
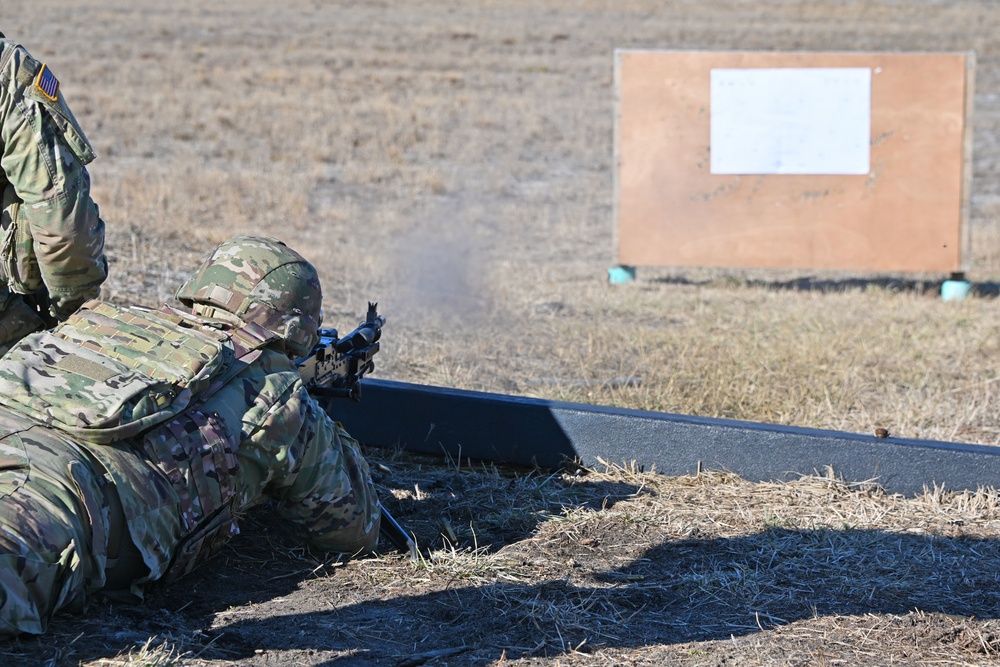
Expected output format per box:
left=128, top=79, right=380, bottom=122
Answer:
left=0, top=434, right=108, bottom=638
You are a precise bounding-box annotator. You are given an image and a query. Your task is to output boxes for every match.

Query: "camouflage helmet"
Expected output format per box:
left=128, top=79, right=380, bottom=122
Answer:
left=176, top=235, right=322, bottom=357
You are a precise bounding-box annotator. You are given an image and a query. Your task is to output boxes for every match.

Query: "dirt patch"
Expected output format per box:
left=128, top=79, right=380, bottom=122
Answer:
left=3, top=456, right=1000, bottom=666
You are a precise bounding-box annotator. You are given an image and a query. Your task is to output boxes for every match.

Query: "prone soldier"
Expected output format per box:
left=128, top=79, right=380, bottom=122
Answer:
left=0, top=235, right=381, bottom=637
left=0, top=34, right=108, bottom=351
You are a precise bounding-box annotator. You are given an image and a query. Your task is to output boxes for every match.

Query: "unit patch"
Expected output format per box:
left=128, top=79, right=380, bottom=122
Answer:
left=35, top=64, right=59, bottom=101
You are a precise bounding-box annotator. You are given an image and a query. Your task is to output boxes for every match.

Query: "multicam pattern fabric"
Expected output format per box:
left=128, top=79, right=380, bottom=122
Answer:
left=0, top=304, right=381, bottom=638
left=175, top=236, right=322, bottom=357
left=0, top=287, right=45, bottom=355
left=0, top=38, right=107, bottom=324
left=0, top=300, right=234, bottom=442
left=0, top=409, right=114, bottom=636
left=140, top=407, right=240, bottom=585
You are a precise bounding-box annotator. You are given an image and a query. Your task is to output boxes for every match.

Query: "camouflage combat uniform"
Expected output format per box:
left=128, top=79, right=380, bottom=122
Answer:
left=0, top=36, right=108, bottom=348
left=0, top=298, right=380, bottom=637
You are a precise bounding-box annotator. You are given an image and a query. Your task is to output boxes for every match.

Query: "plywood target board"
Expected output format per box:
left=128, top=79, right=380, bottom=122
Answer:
left=614, top=51, right=974, bottom=273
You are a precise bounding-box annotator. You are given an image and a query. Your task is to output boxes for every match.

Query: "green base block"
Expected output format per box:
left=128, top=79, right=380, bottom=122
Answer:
left=608, top=266, right=636, bottom=285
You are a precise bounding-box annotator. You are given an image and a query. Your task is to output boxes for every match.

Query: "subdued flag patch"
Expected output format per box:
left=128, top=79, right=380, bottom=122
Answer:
left=35, top=64, right=59, bottom=101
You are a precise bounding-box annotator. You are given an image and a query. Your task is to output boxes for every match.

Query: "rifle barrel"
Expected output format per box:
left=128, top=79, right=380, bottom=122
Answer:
left=379, top=502, right=417, bottom=560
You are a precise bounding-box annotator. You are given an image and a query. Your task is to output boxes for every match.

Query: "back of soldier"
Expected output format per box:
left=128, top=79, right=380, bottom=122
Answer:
left=0, top=299, right=307, bottom=633
left=0, top=236, right=380, bottom=638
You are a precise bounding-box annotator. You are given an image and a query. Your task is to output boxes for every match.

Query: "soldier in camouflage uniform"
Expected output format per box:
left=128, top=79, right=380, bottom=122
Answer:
left=0, top=34, right=108, bottom=351
left=0, top=235, right=381, bottom=637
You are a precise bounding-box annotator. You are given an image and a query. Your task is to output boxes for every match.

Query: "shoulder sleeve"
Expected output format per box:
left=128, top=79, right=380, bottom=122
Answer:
left=0, top=41, right=106, bottom=316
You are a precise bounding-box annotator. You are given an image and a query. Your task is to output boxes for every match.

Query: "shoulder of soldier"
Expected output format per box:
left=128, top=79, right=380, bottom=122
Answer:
left=0, top=36, right=25, bottom=60
left=0, top=37, right=40, bottom=87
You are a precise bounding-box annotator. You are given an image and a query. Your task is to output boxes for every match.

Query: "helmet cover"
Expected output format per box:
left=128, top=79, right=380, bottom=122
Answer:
left=176, top=235, right=322, bottom=356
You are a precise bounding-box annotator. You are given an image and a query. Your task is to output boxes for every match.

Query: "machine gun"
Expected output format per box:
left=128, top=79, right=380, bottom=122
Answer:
left=295, top=303, right=417, bottom=559
left=297, top=301, right=385, bottom=401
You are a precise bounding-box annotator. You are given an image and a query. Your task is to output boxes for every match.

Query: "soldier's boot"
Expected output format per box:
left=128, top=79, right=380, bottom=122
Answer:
left=0, top=291, right=45, bottom=356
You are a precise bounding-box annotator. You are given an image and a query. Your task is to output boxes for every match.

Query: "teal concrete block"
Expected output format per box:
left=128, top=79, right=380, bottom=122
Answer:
left=941, top=279, right=971, bottom=302
left=608, top=266, right=637, bottom=285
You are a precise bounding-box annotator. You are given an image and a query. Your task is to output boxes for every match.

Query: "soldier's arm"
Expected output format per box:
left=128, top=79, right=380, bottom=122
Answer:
left=232, top=371, right=381, bottom=554
left=271, top=392, right=381, bottom=554
left=0, top=41, right=107, bottom=319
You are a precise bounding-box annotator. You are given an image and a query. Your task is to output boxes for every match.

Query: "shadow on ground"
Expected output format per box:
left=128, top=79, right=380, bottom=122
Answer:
left=0, top=475, right=643, bottom=666
left=191, top=527, right=1000, bottom=666
left=648, top=273, right=1000, bottom=297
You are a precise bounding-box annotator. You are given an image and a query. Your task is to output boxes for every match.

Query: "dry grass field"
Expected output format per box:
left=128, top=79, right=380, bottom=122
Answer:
left=3, top=0, right=1000, bottom=665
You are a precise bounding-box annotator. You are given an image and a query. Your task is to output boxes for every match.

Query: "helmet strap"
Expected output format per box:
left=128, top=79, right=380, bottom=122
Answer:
left=190, top=302, right=243, bottom=327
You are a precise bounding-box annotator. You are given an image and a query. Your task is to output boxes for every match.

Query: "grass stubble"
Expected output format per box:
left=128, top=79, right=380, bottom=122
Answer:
left=3, top=0, right=1000, bottom=664
left=60, top=458, right=1000, bottom=666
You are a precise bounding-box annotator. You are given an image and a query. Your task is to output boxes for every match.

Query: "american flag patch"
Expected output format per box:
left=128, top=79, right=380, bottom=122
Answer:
left=35, top=64, right=59, bottom=101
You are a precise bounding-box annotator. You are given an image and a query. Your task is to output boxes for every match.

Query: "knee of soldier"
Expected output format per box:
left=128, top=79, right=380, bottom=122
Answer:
left=0, top=547, right=83, bottom=637
left=0, top=491, right=91, bottom=635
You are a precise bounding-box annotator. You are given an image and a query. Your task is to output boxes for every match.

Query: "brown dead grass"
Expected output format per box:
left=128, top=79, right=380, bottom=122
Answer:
left=36, top=456, right=996, bottom=667
left=48, top=0, right=1000, bottom=444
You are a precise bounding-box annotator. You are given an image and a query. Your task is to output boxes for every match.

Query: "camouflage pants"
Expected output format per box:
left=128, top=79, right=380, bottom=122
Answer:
left=0, top=288, right=45, bottom=356
left=0, top=426, right=112, bottom=637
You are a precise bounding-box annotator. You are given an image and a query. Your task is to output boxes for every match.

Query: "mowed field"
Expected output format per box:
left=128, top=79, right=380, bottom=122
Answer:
left=3, top=1, right=1000, bottom=666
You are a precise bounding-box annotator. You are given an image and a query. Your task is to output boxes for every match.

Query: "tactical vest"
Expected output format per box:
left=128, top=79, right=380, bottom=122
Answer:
left=0, top=299, right=279, bottom=581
